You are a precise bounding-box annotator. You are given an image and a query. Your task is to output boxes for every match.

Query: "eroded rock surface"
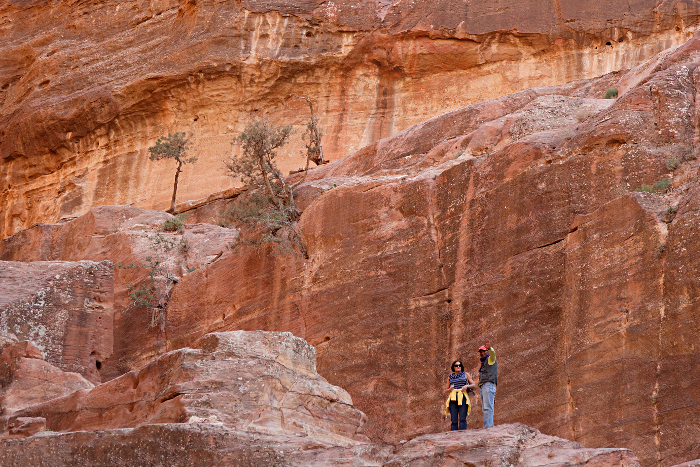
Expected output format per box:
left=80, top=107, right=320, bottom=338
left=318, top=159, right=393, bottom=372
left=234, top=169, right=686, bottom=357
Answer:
left=2, top=0, right=700, bottom=237
left=165, top=35, right=700, bottom=466
left=0, top=205, right=238, bottom=380
left=0, top=423, right=637, bottom=467
left=10, top=330, right=368, bottom=446
left=0, top=260, right=113, bottom=381
left=3, top=23, right=700, bottom=467
left=0, top=337, right=93, bottom=433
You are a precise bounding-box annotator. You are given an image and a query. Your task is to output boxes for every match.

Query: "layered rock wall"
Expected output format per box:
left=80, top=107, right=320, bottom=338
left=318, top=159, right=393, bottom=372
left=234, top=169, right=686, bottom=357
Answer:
left=2, top=0, right=700, bottom=237
left=0, top=206, right=240, bottom=378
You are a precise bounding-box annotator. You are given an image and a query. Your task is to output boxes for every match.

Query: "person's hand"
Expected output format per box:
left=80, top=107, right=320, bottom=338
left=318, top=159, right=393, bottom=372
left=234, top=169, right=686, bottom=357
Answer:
left=450, top=384, right=455, bottom=390
left=484, top=338, right=491, bottom=349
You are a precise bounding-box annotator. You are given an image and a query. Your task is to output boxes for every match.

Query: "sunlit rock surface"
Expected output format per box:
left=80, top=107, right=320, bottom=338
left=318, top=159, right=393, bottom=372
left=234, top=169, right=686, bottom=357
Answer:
left=2, top=0, right=700, bottom=237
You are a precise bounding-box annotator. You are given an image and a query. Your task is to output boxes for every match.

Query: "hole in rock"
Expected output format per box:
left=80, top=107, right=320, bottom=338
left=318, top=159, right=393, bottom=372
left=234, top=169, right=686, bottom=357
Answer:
left=39, top=80, right=50, bottom=88
left=193, top=116, right=198, bottom=122
left=606, top=41, right=612, bottom=46
left=618, top=38, right=623, bottom=43
left=1, top=83, right=8, bottom=90
left=305, top=31, right=314, bottom=38
left=446, top=299, right=452, bottom=303
left=90, top=351, right=103, bottom=371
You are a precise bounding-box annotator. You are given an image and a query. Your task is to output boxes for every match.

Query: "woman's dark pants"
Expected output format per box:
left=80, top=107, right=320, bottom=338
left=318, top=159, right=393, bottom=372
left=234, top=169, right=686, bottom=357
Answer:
left=449, top=400, right=468, bottom=431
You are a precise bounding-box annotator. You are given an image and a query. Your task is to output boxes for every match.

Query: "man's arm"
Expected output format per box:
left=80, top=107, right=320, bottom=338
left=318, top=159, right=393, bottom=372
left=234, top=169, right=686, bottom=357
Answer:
left=485, top=338, right=496, bottom=365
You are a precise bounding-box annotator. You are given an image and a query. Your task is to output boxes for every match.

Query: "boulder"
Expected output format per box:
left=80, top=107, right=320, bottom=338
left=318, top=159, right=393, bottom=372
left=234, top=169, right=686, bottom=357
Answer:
left=11, top=331, right=368, bottom=446
left=0, top=338, right=93, bottom=434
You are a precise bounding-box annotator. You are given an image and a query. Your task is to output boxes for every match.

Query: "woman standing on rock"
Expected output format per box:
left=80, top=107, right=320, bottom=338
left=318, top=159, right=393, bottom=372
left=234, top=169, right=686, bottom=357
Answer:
left=444, top=359, right=476, bottom=431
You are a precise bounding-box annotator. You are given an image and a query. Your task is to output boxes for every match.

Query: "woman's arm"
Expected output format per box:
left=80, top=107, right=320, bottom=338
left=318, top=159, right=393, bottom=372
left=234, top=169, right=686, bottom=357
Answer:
left=444, top=379, right=455, bottom=394
left=461, top=372, right=476, bottom=391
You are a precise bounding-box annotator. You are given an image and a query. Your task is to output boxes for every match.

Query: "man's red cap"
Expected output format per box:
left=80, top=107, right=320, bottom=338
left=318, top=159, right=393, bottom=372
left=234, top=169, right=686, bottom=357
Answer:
left=478, top=345, right=488, bottom=351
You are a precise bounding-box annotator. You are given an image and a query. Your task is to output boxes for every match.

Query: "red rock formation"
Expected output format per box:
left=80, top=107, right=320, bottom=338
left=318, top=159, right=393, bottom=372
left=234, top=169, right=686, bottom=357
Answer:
left=2, top=0, right=700, bottom=238
left=0, top=337, right=93, bottom=433
left=10, top=330, right=369, bottom=446
left=2, top=417, right=46, bottom=440
left=0, top=422, right=639, bottom=467
left=163, top=35, right=700, bottom=466
left=4, top=22, right=700, bottom=467
left=0, top=205, right=239, bottom=380
left=0, top=260, right=113, bottom=382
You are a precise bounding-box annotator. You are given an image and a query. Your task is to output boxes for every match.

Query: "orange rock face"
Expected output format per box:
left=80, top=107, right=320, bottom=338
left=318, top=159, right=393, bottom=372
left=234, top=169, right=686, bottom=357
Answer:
left=4, top=14, right=700, bottom=467
left=143, top=36, right=700, bottom=466
left=2, top=0, right=700, bottom=238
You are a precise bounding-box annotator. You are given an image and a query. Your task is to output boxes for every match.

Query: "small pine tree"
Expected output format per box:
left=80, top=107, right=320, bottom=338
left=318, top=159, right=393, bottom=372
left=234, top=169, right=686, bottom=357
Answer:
left=224, top=119, right=295, bottom=211
left=148, top=132, right=198, bottom=213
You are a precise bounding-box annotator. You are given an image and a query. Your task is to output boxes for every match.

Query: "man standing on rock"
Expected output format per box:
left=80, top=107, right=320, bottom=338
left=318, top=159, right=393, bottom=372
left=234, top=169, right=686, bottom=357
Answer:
left=478, top=338, right=497, bottom=428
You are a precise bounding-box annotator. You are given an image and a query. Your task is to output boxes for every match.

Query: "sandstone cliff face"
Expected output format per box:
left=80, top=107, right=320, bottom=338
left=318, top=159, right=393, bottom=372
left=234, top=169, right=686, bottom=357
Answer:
left=0, top=206, right=239, bottom=379
left=4, top=13, right=700, bottom=467
left=0, top=260, right=114, bottom=382
left=154, top=41, right=700, bottom=465
left=2, top=0, right=700, bottom=238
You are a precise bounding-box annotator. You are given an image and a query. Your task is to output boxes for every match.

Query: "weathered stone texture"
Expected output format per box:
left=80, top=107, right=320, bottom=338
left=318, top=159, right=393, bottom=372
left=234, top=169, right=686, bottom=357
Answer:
left=159, top=36, right=700, bottom=466
left=0, top=337, right=93, bottom=434
left=2, top=417, right=46, bottom=440
left=2, top=0, right=700, bottom=237
left=0, top=260, right=113, bottom=381
left=11, top=330, right=369, bottom=446
left=0, top=205, right=239, bottom=380
left=0, top=423, right=637, bottom=467
left=2, top=19, right=700, bottom=467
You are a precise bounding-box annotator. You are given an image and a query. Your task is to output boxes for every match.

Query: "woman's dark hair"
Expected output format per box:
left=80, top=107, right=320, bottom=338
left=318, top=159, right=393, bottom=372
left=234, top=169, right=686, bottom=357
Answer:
left=451, top=359, right=464, bottom=371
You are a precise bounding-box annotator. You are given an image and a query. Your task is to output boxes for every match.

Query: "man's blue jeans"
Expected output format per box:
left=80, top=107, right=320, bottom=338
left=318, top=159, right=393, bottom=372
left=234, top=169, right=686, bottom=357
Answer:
left=481, top=382, right=496, bottom=428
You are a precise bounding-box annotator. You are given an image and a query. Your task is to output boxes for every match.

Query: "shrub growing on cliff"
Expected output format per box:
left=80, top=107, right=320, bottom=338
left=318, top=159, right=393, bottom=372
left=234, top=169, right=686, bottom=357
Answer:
left=162, top=214, right=186, bottom=233
left=148, top=132, right=198, bottom=213
left=224, top=104, right=324, bottom=259
left=117, top=233, right=185, bottom=333
left=605, top=88, right=619, bottom=99
left=635, top=178, right=672, bottom=195
left=225, top=120, right=295, bottom=210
